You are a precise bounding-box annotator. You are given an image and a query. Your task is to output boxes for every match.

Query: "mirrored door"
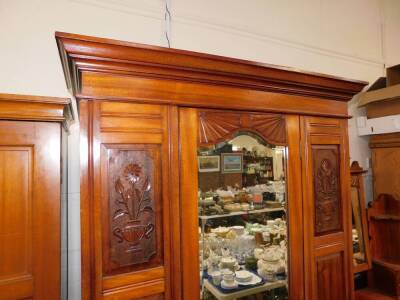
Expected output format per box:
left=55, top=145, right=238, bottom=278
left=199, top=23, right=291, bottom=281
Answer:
left=179, top=109, right=302, bottom=300
left=198, top=133, right=289, bottom=300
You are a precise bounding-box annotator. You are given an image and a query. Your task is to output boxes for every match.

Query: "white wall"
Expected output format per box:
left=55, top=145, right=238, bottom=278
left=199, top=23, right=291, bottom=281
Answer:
left=1, top=0, right=399, bottom=299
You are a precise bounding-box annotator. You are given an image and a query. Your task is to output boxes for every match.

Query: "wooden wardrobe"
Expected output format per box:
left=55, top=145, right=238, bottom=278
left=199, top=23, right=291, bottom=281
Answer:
left=0, top=93, right=72, bottom=299
left=56, top=32, right=367, bottom=300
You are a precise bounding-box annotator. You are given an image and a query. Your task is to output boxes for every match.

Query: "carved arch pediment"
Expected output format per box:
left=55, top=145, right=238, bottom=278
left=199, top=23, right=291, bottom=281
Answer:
left=198, top=110, right=286, bottom=146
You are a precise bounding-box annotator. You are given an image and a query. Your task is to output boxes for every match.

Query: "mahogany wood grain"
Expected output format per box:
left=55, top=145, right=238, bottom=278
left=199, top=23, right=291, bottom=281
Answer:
left=0, top=94, right=71, bottom=300
left=0, top=121, right=60, bottom=300
left=360, top=194, right=400, bottom=298
left=178, top=108, right=200, bottom=300
left=301, top=116, right=354, bottom=300
left=79, top=100, right=94, bottom=300
left=102, top=279, right=164, bottom=300
left=355, top=288, right=397, bottom=300
left=316, top=252, right=346, bottom=300
left=371, top=148, right=400, bottom=200
left=167, top=106, right=182, bottom=300
left=370, top=132, right=400, bottom=149
left=80, top=72, right=350, bottom=118
left=55, top=31, right=366, bottom=101
left=0, top=93, right=72, bottom=125
left=369, top=132, right=400, bottom=200
left=286, top=115, right=305, bottom=300
left=55, top=32, right=367, bottom=300
left=81, top=100, right=174, bottom=299
left=368, top=194, right=400, bottom=264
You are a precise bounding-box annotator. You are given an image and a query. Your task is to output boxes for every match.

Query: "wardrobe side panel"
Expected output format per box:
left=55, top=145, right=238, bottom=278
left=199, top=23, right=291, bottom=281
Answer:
left=301, top=117, right=353, bottom=300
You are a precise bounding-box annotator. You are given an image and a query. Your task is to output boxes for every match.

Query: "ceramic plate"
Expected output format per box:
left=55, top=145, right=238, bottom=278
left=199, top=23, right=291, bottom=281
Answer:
left=235, top=270, right=253, bottom=282
left=221, top=280, right=238, bottom=289
left=237, top=274, right=262, bottom=286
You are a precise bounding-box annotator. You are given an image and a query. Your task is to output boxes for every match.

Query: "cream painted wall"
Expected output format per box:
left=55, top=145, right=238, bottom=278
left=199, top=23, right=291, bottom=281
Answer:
left=382, top=0, right=400, bottom=67
left=1, top=0, right=399, bottom=299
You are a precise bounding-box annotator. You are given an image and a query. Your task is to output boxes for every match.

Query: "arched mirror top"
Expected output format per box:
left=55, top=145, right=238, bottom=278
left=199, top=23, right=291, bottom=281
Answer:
left=198, top=110, right=286, bottom=147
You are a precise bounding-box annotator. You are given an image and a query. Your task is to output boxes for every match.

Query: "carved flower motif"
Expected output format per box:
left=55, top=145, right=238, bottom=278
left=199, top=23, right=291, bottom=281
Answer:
left=124, top=163, right=142, bottom=184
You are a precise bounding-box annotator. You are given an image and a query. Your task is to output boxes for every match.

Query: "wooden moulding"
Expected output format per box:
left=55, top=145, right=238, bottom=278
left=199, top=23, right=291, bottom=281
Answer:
left=369, top=132, right=400, bottom=148
left=56, top=32, right=367, bottom=118
left=0, top=93, right=73, bottom=129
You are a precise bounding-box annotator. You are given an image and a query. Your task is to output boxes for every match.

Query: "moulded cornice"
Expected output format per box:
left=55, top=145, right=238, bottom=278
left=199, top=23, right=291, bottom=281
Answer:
left=0, top=93, right=73, bottom=129
left=56, top=31, right=367, bottom=103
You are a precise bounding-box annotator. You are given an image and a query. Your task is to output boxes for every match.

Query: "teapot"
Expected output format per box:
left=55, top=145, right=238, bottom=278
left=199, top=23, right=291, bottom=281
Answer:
left=257, top=246, right=286, bottom=280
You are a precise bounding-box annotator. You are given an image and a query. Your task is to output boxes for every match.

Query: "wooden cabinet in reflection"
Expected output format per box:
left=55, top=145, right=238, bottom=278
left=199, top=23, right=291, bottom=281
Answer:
left=56, top=32, right=366, bottom=300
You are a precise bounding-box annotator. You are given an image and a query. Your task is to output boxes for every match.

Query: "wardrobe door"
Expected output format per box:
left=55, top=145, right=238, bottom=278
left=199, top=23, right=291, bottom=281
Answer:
left=0, top=121, right=61, bottom=300
left=301, top=117, right=353, bottom=300
left=81, top=100, right=178, bottom=299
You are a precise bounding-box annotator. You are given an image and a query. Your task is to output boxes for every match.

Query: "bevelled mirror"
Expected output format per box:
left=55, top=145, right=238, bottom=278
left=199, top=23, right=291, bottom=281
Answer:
left=350, top=161, right=371, bottom=273
left=197, top=111, right=289, bottom=299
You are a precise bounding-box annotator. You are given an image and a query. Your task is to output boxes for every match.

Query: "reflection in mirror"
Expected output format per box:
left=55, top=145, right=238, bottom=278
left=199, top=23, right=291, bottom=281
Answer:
left=350, top=161, right=371, bottom=273
left=198, top=132, right=288, bottom=299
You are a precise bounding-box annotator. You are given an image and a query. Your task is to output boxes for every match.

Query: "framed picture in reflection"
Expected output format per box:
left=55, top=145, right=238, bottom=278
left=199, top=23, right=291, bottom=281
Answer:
left=198, top=155, right=220, bottom=172
left=221, top=153, right=243, bottom=173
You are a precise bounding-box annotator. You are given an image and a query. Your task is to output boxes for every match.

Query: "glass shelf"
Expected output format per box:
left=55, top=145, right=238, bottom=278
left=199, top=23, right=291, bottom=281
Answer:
left=199, top=207, right=285, bottom=221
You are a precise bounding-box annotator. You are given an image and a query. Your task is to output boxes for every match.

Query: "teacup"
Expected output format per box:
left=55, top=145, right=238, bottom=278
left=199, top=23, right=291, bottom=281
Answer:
left=210, top=271, right=222, bottom=285
left=221, top=268, right=233, bottom=276
left=221, top=257, right=236, bottom=268
left=222, top=273, right=235, bottom=284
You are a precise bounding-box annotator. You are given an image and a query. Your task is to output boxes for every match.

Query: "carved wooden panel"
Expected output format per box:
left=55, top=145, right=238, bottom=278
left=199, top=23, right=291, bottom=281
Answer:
left=103, top=145, right=163, bottom=275
left=312, top=145, right=342, bottom=235
left=316, top=252, right=346, bottom=300
left=198, top=110, right=286, bottom=146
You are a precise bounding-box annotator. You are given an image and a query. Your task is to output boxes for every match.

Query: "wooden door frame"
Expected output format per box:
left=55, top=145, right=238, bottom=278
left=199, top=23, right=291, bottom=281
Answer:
left=179, top=109, right=304, bottom=300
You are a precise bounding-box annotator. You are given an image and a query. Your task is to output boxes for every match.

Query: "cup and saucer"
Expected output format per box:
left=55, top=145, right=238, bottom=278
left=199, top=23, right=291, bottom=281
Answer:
left=220, top=269, right=238, bottom=289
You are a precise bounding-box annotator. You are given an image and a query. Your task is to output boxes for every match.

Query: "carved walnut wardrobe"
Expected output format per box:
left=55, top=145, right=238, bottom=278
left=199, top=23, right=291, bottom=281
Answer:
left=56, top=32, right=367, bottom=300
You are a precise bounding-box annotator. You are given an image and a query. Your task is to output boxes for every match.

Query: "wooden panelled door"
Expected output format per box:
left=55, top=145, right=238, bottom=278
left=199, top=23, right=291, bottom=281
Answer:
left=80, top=100, right=179, bottom=299
left=0, top=120, right=61, bottom=300
left=301, top=116, right=353, bottom=300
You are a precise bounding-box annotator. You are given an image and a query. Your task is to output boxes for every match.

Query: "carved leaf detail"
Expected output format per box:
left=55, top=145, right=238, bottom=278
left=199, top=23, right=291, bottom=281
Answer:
left=113, top=209, right=129, bottom=220
left=107, top=149, right=159, bottom=272
left=115, top=178, right=124, bottom=195
left=313, top=146, right=341, bottom=235
left=143, top=177, right=151, bottom=192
